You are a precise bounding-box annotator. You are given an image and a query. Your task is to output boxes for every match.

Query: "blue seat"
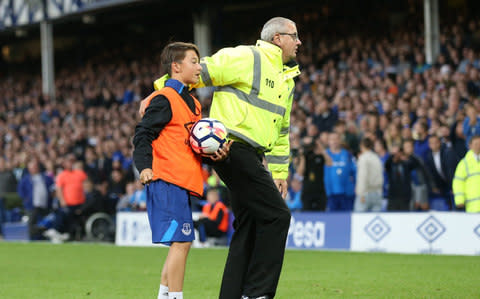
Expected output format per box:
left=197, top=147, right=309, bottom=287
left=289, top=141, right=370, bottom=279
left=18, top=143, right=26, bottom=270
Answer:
left=429, top=197, right=449, bottom=211
left=3, top=222, right=29, bottom=241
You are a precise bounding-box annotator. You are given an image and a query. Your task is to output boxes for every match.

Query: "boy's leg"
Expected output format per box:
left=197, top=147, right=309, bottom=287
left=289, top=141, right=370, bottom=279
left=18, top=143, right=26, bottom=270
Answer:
left=158, top=257, right=169, bottom=299
left=166, top=242, right=191, bottom=292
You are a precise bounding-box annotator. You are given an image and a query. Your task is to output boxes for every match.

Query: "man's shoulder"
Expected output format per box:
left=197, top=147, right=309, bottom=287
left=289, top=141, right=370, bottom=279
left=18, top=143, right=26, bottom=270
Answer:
left=214, top=44, right=253, bottom=59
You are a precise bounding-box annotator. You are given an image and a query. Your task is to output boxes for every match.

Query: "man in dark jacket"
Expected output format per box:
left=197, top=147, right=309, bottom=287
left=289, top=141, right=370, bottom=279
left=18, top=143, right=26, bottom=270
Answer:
left=425, top=135, right=458, bottom=210
left=385, top=143, right=428, bottom=211
left=17, top=160, right=54, bottom=239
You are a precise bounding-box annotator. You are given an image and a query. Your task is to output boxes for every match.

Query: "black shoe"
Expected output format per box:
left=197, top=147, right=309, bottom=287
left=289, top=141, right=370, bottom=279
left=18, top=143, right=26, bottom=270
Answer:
left=241, top=296, right=270, bottom=299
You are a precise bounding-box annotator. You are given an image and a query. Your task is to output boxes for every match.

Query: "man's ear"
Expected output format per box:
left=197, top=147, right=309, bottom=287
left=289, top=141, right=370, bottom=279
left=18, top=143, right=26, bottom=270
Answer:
left=271, top=33, right=281, bottom=46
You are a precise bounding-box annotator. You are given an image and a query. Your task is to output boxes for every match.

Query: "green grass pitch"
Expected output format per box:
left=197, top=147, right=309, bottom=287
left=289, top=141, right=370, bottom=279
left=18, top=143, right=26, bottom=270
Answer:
left=0, top=242, right=479, bottom=298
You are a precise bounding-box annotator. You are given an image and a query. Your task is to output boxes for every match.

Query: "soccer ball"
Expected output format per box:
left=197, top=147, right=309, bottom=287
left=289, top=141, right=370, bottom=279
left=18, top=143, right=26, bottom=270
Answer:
left=189, top=118, right=227, bottom=155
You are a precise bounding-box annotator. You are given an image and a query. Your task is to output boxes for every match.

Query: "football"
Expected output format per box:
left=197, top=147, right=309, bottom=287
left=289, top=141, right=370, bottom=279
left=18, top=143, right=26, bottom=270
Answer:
left=189, top=118, right=228, bottom=155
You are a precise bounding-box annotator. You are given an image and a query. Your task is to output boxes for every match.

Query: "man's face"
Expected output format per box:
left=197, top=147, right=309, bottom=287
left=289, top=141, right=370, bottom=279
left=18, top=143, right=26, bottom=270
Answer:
left=403, top=141, right=414, bottom=155
left=471, top=138, right=480, bottom=155
left=28, top=161, right=39, bottom=174
left=276, top=23, right=302, bottom=63
left=428, top=137, right=441, bottom=152
left=328, top=133, right=340, bottom=150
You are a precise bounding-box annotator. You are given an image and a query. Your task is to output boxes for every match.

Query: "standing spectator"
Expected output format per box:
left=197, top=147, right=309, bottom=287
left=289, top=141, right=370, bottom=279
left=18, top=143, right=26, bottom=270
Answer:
left=194, top=188, right=229, bottom=245
left=296, top=136, right=332, bottom=211
left=17, top=159, right=54, bottom=239
left=385, top=142, right=426, bottom=211
left=374, top=138, right=390, bottom=208
left=55, top=154, right=88, bottom=238
left=324, top=132, right=356, bottom=211
left=462, top=104, right=480, bottom=145
left=413, top=120, right=430, bottom=163
left=0, top=157, right=17, bottom=197
left=403, top=139, right=433, bottom=211
left=354, top=138, right=384, bottom=212
left=0, top=157, right=17, bottom=237
left=452, top=135, right=480, bottom=212
left=450, top=120, right=469, bottom=160
left=425, top=135, right=458, bottom=210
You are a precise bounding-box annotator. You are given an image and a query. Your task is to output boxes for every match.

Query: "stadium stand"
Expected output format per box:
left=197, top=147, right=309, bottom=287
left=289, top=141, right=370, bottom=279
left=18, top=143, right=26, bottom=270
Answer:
left=1, top=1, right=480, bottom=242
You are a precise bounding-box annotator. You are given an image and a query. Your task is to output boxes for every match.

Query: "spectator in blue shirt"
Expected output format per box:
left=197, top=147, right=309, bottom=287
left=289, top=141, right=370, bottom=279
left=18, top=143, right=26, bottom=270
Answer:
left=324, top=132, right=356, bottom=211
left=463, top=104, right=480, bottom=145
left=285, top=175, right=303, bottom=212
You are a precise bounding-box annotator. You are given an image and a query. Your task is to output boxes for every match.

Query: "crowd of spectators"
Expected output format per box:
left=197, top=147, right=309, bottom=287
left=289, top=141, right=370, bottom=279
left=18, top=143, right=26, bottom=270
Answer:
left=1, top=14, right=480, bottom=240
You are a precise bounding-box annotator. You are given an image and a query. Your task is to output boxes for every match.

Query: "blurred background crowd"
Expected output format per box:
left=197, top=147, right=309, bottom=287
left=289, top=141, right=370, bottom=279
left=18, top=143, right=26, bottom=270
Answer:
left=1, top=1, right=480, bottom=242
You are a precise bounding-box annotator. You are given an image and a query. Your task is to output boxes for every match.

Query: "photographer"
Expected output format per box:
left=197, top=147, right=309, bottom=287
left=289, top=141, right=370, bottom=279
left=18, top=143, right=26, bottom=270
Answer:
left=296, top=136, right=332, bottom=211
left=385, top=141, right=429, bottom=211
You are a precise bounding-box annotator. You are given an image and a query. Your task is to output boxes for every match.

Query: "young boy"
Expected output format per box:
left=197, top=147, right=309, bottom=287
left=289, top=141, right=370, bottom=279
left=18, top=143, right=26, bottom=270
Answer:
left=133, top=42, right=230, bottom=299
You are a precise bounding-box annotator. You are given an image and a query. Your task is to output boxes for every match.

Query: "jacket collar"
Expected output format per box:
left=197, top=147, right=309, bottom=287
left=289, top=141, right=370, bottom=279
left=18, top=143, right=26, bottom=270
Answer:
left=255, top=40, right=301, bottom=80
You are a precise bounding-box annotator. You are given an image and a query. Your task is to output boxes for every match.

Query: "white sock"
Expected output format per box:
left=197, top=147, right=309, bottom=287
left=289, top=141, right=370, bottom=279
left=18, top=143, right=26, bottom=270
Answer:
left=158, top=284, right=168, bottom=299
left=168, top=291, right=183, bottom=299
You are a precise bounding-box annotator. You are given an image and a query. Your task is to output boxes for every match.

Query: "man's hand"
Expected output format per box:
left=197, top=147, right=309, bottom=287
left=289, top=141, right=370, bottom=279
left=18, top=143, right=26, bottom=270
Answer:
left=140, top=168, right=154, bottom=185
left=209, top=140, right=233, bottom=162
left=360, top=196, right=365, bottom=203
left=274, top=179, right=288, bottom=199
left=139, top=98, right=149, bottom=118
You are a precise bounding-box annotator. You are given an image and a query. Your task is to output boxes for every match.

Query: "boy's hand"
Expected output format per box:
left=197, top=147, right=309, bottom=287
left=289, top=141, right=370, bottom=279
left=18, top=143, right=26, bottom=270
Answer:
left=209, top=140, right=233, bottom=162
left=140, top=168, right=153, bottom=184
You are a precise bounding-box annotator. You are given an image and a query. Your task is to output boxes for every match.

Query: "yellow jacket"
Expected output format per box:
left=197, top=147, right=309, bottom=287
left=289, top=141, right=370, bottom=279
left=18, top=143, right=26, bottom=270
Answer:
left=154, top=40, right=300, bottom=179
left=452, top=150, right=480, bottom=212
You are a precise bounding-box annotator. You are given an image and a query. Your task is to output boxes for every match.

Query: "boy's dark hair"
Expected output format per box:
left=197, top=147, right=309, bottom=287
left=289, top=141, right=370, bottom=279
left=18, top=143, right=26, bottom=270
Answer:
left=361, top=137, right=373, bottom=150
left=160, top=42, right=200, bottom=77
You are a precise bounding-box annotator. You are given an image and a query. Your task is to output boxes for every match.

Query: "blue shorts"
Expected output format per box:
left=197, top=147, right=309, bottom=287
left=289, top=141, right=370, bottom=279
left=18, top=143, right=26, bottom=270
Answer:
left=146, top=180, right=195, bottom=245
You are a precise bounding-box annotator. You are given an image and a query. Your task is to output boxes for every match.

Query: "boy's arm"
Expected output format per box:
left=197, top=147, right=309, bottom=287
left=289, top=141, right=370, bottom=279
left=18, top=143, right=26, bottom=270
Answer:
left=133, top=95, right=172, bottom=176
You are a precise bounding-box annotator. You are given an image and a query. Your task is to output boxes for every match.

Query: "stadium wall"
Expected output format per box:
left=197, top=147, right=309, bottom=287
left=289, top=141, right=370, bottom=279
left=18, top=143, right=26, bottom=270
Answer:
left=115, top=211, right=480, bottom=256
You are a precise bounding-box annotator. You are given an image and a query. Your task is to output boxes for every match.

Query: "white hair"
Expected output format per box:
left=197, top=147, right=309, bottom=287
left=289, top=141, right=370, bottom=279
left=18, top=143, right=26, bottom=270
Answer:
left=260, top=17, right=295, bottom=41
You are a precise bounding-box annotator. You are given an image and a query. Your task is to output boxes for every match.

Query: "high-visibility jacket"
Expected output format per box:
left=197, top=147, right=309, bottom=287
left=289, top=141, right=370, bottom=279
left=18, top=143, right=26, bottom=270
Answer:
left=144, top=87, right=204, bottom=196
left=154, top=40, right=301, bottom=179
left=452, top=150, right=480, bottom=212
left=202, top=201, right=229, bottom=232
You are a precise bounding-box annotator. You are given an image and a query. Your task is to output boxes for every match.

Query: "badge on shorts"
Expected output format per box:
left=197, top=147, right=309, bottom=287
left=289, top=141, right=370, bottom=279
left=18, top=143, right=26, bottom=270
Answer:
left=182, top=223, right=192, bottom=236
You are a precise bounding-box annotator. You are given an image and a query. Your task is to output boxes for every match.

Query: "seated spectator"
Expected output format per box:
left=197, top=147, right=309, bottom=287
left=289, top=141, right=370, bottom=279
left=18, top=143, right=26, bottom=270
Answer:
left=77, top=178, right=104, bottom=219
left=116, top=182, right=136, bottom=211
left=193, top=188, right=229, bottom=246
left=128, top=180, right=146, bottom=211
